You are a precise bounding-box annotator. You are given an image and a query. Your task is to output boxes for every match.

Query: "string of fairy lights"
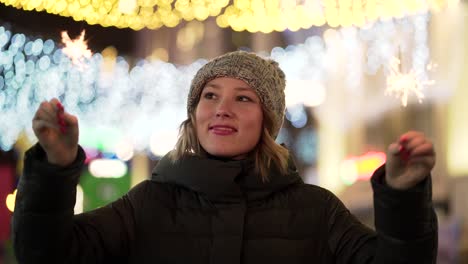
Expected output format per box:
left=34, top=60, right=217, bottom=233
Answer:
left=0, top=0, right=454, bottom=31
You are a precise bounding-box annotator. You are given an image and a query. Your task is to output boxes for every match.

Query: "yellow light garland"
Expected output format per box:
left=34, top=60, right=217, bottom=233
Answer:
left=0, top=0, right=453, bottom=31
left=1, top=0, right=229, bottom=30
left=216, top=0, right=451, bottom=32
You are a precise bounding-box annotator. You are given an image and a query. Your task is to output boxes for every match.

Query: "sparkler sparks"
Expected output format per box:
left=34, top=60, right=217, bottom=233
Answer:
left=385, top=57, right=434, bottom=107
left=61, top=30, right=92, bottom=67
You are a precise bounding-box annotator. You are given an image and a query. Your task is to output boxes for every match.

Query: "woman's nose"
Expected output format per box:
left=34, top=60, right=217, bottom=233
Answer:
left=215, top=99, right=233, bottom=118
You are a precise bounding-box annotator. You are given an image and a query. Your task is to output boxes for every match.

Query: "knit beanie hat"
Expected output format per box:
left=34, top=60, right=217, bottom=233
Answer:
left=187, top=51, right=286, bottom=138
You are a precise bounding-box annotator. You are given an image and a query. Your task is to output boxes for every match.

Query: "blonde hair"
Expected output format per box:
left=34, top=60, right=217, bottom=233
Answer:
left=169, top=107, right=289, bottom=180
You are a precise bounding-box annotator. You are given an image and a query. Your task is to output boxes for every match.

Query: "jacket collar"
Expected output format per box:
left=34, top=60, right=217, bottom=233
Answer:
left=151, top=153, right=303, bottom=203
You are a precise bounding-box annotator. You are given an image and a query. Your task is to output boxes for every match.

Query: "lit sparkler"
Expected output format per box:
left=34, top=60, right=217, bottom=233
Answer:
left=385, top=57, right=434, bottom=107
left=61, top=30, right=92, bottom=68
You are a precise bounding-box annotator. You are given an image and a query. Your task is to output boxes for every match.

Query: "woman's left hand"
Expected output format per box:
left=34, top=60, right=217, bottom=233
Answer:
left=385, top=131, right=436, bottom=190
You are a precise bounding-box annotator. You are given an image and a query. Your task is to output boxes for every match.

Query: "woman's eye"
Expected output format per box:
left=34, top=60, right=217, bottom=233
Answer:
left=203, top=92, right=216, bottom=99
left=238, top=96, right=252, bottom=102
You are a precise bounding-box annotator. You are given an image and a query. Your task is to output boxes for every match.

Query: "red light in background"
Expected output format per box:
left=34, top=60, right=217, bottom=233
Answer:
left=340, top=151, right=386, bottom=185
left=0, top=164, right=15, bottom=242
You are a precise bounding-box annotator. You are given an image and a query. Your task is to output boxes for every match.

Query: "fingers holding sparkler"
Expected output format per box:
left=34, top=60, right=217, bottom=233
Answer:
left=32, top=98, right=80, bottom=166
left=385, top=131, right=435, bottom=190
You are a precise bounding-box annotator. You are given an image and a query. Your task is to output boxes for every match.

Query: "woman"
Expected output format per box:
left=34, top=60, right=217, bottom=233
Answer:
left=13, top=51, right=437, bottom=263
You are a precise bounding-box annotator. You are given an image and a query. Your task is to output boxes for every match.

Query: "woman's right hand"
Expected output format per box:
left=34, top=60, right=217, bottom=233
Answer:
left=32, top=98, right=79, bottom=167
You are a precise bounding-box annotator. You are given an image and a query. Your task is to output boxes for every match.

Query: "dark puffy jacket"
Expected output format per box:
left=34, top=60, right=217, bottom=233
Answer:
left=12, top=144, right=438, bottom=263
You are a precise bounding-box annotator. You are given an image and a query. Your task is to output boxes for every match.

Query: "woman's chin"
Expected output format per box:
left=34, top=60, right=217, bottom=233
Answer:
left=206, top=150, right=247, bottom=160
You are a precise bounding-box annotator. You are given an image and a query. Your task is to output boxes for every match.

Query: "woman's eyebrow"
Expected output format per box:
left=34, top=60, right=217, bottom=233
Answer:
left=205, top=83, right=253, bottom=92
left=233, top=86, right=254, bottom=92
left=204, top=83, right=220, bottom=89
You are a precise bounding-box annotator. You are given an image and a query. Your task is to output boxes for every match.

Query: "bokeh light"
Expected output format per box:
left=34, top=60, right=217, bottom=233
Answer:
left=0, top=13, right=442, bottom=152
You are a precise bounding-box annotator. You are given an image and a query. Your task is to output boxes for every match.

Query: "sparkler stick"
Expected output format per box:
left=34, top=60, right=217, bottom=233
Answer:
left=56, top=102, right=67, bottom=134
left=58, top=30, right=93, bottom=134
left=398, top=136, right=409, bottom=162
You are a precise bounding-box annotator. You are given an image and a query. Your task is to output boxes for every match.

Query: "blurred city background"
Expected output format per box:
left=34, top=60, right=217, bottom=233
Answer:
left=0, top=0, right=467, bottom=263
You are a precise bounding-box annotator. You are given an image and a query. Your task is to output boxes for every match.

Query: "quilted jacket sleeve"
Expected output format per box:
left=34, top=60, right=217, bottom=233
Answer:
left=327, top=165, right=438, bottom=264
left=12, top=143, right=146, bottom=264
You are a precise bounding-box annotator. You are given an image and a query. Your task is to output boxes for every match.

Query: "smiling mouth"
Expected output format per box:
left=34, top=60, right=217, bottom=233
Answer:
left=209, top=126, right=237, bottom=135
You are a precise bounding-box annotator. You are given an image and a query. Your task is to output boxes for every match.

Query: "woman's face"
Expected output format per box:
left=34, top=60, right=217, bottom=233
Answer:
left=195, top=77, right=263, bottom=160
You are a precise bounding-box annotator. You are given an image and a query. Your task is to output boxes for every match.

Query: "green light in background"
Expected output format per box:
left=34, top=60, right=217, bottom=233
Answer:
left=79, top=125, right=122, bottom=152
left=79, top=166, right=131, bottom=211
